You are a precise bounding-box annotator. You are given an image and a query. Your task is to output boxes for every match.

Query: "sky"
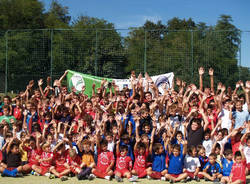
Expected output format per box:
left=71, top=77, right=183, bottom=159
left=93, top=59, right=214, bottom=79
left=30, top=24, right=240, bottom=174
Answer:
left=43, top=0, right=250, bottom=67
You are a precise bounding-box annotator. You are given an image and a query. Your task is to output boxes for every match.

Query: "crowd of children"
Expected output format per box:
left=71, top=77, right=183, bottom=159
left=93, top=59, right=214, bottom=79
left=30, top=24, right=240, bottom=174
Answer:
left=0, top=68, right=249, bottom=183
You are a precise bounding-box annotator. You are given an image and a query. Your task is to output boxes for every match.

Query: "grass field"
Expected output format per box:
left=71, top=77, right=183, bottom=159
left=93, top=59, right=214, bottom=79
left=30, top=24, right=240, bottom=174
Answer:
left=0, top=175, right=249, bottom=184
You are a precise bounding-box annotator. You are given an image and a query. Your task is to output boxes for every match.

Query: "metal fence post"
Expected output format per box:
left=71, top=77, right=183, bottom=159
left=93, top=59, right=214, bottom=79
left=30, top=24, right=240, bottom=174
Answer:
left=50, top=29, right=53, bottom=84
left=191, top=30, right=194, bottom=81
left=5, top=31, right=8, bottom=94
left=95, top=29, right=98, bottom=76
left=239, top=31, right=242, bottom=80
left=144, top=30, right=147, bottom=73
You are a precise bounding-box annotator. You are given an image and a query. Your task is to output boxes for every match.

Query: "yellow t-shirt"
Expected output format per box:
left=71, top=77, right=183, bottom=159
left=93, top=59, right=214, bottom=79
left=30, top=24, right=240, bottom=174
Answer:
left=19, top=143, right=28, bottom=162
left=82, top=153, right=94, bottom=167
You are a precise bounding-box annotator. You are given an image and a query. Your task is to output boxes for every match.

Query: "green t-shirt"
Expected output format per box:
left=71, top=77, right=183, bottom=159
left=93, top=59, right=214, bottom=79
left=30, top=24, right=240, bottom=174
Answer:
left=0, top=115, right=16, bottom=129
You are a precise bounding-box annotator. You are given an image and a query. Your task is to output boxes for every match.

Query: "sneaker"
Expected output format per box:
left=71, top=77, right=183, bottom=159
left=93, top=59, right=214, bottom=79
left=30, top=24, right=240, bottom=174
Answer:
left=194, top=176, right=200, bottom=182
left=161, top=176, right=166, bottom=181
left=69, top=172, right=74, bottom=177
left=60, top=176, right=68, bottom=181
left=184, top=176, right=191, bottom=183
left=31, top=170, right=35, bottom=175
left=213, top=178, right=220, bottom=183
left=49, top=174, right=55, bottom=179
left=88, top=174, right=96, bottom=180
left=204, top=177, right=209, bottom=181
left=129, top=175, right=138, bottom=182
left=16, top=173, right=23, bottom=177
left=44, top=173, right=51, bottom=177
left=104, top=175, right=111, bottom=181
left=34, top=172, right=41, bottom=176
left=115, top=175, right=123, bottom=182
left=147, top=175, right=151, bottom=180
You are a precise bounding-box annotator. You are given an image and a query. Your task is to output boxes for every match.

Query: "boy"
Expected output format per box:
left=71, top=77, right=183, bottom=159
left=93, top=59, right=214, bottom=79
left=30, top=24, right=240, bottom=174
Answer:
left=0, top=138, right=23, bottom=177
left=200, top=153, right=222, bottom=182
left=165, top=141, right=188, bottom=183
left=114, top=140, right=137, bottom=182
left=50, top=140, right=70, bottom=181
left=92, top=138, right=115, bottom=180
left=220, top=149, right=234, bottom=184
left=230, top=146, right=247, bottom=184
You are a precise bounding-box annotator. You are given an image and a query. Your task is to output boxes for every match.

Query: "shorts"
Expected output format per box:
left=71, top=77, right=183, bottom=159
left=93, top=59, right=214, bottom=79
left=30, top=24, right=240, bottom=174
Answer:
left=184, top=171, right=203, bottom=178
left=40, top=165, right=51, bottom=175
left=134, top=167, right=146, bottom=176
left=96, top=166, right=108, bottom=173
left=114, top=169, right=130, bottom=177
left=232, top=178, right=246, bottom=184
left=170, top=174, right=180, bottom=178
left=56, top=166, right=68, bottom=173
left=7, top=167, right=16, bottom=171
left=70, top=166, right=81, bottom=174
left=247, top=163, right=250, bottom=171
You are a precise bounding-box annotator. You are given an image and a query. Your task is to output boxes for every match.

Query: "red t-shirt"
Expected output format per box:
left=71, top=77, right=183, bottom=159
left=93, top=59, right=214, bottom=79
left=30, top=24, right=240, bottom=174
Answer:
left=53, top=150, right=69, bottom=167
left=40, top=151, right=53, bottom=167
left=67, top=154, right=81, bottom=167
left=97, top=150, right=115, bottom=170
left=231, top=160, right=246, bottom=183
left=13, top=107, right=22, bottom=120
left=231, top=138, right=241, bottom=155
left=23, top=146, right=42, bottom=165
left=133, top=150, right=148, bottom=169
left=115, top=152, right=132, bottom=170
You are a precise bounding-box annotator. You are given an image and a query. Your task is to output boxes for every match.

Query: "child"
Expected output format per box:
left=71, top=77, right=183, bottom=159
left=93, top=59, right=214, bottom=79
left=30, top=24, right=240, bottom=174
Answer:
left=77, top=139, right=95, bottom=180
left=165, top=141, right=188, bottom=183
left=32, top=143, right=53, bottom=176
left=22, top=134, right=42, bottom=173
left=65, top=148, right=82, bottom=177
left=230, top=147, right=247, bottom=184
left=0, top=138, right=23, bottom=177
left=241, top=130, right=250, bottom=175
left=220, top=149, right=234, bottom=184
left=202, top=129, right=213, bottom=157
left=92, top=138, right=115, bottom=180
left=50, top=140, right=70, bottom=181
left=146, top=126, right=168, bottom=181
left=197, top=145, right=209, bottom=170
left=184, top=145, right=202, bottom=182
left=114, top=141, right=137, bottom=182
left=200, top=153, right=222, bottom=182
left=131, top=139, right=149, bottom=178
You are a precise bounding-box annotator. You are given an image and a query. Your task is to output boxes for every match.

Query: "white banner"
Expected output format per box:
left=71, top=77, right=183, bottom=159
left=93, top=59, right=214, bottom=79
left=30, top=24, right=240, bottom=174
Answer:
left=113, top=72, right=174, bottom=94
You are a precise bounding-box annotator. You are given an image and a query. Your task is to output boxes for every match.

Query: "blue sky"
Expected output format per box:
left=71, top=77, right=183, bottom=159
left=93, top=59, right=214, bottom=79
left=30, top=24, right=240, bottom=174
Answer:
left=43, top=0, right=250, bottom=67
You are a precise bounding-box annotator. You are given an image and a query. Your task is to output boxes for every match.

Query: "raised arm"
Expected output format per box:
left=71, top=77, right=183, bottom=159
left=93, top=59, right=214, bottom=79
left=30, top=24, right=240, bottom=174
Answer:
left=199, top=67, right=205, bottom=91
left=208, top=68, right=214, bottom=94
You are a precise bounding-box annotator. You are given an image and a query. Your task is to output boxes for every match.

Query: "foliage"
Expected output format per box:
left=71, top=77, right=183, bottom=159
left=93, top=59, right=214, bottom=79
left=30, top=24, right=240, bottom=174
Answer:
left=0, top=0, right=248, bottom=92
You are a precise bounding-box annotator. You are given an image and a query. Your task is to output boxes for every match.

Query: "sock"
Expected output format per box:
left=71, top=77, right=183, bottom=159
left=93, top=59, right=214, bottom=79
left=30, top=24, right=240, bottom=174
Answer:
left=150, top=171, right=161, bottom=179
left=138, top=170, right=147, bottom=178
left=11, top=168, right=18, bottom=177
left=82, top=167, right=91, bottom=177
left=92, top=169, right=105, bottom=178
left=3, top=169, right=12, bottom=177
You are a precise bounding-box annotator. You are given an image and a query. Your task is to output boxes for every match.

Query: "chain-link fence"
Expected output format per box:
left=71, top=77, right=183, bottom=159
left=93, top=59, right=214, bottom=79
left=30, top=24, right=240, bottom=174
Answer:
left=0, top=29, right=249, bottom=94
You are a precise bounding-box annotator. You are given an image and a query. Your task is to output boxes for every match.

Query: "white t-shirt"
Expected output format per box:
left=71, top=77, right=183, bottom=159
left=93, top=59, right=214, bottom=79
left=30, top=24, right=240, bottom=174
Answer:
left=203, top=139, right=213, bottom=157
left=244, top=145, right=250, bottom=164
left=184, top=155, right=201, bottom=172
left=218, top=108, right=232, bottom=131
left=107, top=141, right=115, bottom=152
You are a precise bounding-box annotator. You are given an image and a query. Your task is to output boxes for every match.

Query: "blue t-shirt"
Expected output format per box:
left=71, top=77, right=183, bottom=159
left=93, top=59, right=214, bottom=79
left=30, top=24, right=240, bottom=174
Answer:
left=203, top=162, right=221, bottom=175
left=221, top=157, right=233, bottom=176
left=120, top=140, right=134, bottom=161
left=232, top=110, right=249, bottom=133
left=168, top=153, right=185, bottom=174
left=152, top=151, right=166, bottom=172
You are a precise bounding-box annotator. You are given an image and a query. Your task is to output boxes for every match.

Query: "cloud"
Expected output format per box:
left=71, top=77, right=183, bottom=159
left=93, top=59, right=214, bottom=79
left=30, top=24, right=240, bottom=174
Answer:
left=115, top=14, right=162, bottom=28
